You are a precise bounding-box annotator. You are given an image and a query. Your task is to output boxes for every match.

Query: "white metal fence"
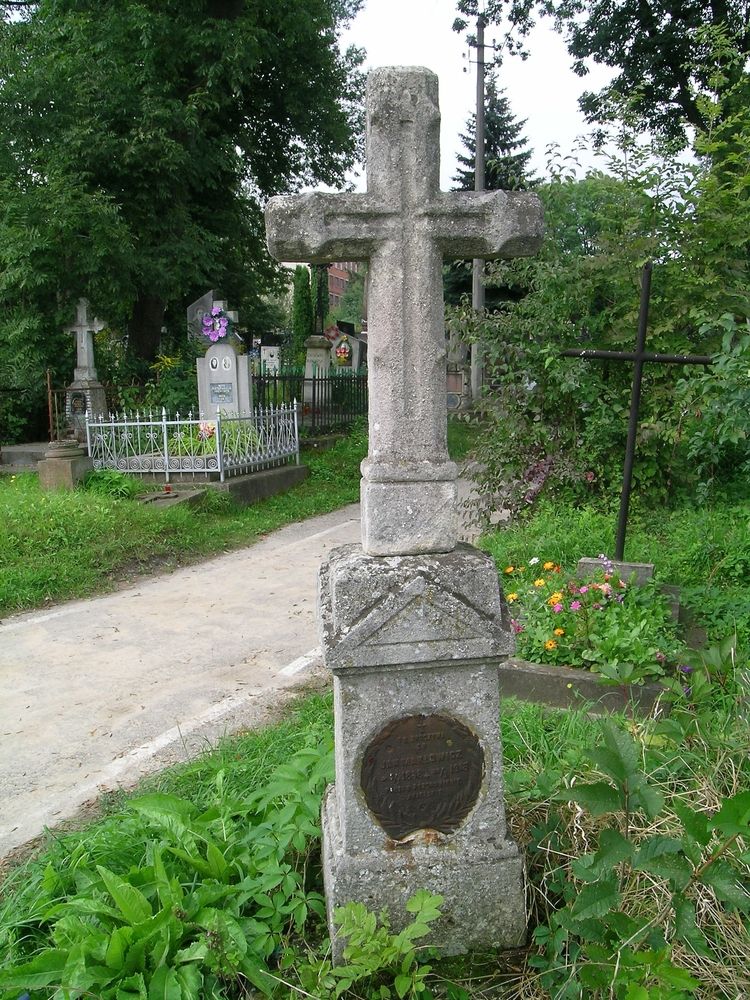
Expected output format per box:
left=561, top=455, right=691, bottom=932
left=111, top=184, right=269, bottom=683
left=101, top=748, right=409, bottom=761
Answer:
left=86, top=405, right=299, bottom=483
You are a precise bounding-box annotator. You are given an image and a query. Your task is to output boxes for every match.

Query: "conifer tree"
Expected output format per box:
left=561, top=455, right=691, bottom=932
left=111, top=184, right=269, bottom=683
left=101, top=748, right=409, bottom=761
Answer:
left=290, top=266, right=314, bottom=365
left=453, top=75, right=534, bottom=192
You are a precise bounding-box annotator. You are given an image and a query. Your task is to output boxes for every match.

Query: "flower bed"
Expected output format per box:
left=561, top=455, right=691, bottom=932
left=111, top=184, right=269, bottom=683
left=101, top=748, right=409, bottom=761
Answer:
left=499, top=553, right=691, bottom=711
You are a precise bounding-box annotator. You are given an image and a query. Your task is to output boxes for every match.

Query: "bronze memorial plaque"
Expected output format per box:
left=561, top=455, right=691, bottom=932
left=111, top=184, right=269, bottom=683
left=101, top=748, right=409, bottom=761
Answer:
left=361, top=714, right=484, bottom=840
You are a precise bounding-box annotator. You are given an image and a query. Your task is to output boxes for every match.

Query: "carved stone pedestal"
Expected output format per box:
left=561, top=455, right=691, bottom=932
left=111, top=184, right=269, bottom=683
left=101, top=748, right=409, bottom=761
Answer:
left=319, top=544, right=526, bottom=959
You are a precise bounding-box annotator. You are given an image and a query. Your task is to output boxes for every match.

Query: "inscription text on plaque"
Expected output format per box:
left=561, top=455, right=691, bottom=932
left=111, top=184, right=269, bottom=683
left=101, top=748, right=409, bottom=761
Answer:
left=361, top=714, right=484, bottom=840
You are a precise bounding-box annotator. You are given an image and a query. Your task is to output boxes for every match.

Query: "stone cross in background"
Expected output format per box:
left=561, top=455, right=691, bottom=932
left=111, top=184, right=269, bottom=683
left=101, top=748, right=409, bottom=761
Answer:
left=267, top=67, right=542, bottom=557
left=266, top=67, right=543, bottom=959
left=65, top=298, right=107, bottom=439
left=69, top=298, right=105, bottom=384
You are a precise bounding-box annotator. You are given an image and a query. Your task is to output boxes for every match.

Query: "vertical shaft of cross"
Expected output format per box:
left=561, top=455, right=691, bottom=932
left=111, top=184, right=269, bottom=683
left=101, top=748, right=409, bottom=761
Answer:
left=265, top=67, right=543, bottom=556
left=616, top=261, right=652, bottom=559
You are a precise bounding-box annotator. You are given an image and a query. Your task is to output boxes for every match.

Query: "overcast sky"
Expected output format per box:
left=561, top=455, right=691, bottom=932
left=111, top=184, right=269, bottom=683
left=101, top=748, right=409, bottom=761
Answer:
left=339, top=0, right=614, bottom=190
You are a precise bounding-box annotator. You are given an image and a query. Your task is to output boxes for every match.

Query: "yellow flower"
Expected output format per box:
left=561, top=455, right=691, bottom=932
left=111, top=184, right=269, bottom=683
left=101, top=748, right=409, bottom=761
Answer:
left=544, top=639, right=557, bottom=650
left=543, top=561, right=555, bottom=570
left=548, top=592, right=564, bottom=605
left=504, top=566, right=514, bottom=574
left=507, top=592, right=518, bottom=602
left=533, top=578, right=546, bottom=587
left=554, top=628, right=565, bottom=636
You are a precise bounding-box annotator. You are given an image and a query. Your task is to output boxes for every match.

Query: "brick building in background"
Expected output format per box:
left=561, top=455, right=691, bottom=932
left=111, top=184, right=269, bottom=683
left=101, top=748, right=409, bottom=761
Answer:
left=328, top=261, right=360, bottom=308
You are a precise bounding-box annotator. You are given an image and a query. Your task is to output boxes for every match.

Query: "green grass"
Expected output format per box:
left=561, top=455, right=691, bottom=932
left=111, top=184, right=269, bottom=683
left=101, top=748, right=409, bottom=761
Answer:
left=0, top=419, right=479, bottom=618
left=1, top=688, right=747, bottom=998
left=0, top=430, right=367, bottom=616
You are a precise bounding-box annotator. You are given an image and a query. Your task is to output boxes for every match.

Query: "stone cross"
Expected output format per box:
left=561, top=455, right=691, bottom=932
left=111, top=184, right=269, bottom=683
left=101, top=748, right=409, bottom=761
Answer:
left=68, top=298, right=105, bottom=383
left=266, top=66, right=543, bottom=557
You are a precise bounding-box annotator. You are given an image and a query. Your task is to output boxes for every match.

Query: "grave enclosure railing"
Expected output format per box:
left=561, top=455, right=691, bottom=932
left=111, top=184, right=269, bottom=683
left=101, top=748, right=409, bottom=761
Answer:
left=86, top=404, right=299, bottom=483
left=252, top=368, right=367, bottom=435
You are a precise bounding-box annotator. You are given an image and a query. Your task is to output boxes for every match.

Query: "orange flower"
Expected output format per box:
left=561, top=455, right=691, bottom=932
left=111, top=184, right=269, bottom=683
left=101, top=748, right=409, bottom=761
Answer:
left=554, top=628, right=565, bottom=636
left=548, top=591, right=564, bottom=605
left=544, top=639, right=557, bottom=650
left=504, top=566, right=514, bottom=574
left=533, top=578, right=546, bottom=587
left=543, top=561, right=555, bottom=570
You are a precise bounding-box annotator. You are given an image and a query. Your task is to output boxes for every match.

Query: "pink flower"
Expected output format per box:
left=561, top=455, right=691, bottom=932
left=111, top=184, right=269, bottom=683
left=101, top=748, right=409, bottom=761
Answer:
left=579, top=585, right=589, bottom=594
left=552, top=602, right=563, bottom=613
left=570, top=600, right=582, bottom=611
left=592, top=602, right=602, bottom=610
left=510, top=619, right=524, bottom=634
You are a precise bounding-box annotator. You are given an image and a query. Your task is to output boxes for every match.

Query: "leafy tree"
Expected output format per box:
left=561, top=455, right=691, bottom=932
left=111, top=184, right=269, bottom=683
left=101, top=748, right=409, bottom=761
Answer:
left=454, top=122, right=750, bottom=513
left=290, top=266, right=314, bottom=365
left=453, top=74, right=534, bottom=192
left=0, top=0, right=364, bottom=439
left=454, top=1, right=750, bottom=147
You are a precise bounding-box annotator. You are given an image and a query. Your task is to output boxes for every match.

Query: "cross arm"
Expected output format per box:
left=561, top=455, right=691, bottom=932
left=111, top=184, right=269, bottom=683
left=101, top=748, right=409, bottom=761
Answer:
left=265, top=192, right=391, bottom=263
left=428, top=190, right=544, bottom=259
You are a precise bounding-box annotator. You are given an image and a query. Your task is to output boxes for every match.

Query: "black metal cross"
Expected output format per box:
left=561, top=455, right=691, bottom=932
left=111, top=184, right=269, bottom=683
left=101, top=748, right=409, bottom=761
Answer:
left=561, top=261, right=713, bottom=560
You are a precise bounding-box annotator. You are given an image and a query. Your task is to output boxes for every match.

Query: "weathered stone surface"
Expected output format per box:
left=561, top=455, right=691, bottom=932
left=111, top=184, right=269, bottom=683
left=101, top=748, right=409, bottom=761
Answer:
left=267, top=66, right=538, bottom=960
left=322, top=787, right=526, bottom=962
left=318, top=544, right=513, bottom=670
left=265, top=67, right=543, bottom=557
left=38, top=443, right=93, bottom=491
left=326, top=658, right=512, bottom=854
left=66, top=298, right=108, bottom=440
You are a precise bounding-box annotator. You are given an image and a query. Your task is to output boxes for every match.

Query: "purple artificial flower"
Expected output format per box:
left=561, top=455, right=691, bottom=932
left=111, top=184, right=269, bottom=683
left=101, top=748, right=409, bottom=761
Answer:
left=211, top=306, right=221, bottom=316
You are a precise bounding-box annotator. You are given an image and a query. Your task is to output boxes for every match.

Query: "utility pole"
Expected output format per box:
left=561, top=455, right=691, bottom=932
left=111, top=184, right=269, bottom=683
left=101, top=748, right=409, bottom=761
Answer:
left=470, top=12, right=486, bottom=402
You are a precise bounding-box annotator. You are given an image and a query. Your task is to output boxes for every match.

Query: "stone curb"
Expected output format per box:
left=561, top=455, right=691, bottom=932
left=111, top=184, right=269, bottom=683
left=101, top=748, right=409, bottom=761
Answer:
left=499, top=658, right=666, bottom=715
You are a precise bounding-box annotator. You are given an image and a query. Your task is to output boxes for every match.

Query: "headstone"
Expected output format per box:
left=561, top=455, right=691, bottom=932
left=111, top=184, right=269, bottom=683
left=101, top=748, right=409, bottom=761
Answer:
left=260, top=344, right=281, bottom=373
left=186, top=290, right=216, bottom=341
left=196, top=301, right=252, bottom=418
left=265, top=67, right=543, bottom=958
left=65, top=298, right=107, bottom=441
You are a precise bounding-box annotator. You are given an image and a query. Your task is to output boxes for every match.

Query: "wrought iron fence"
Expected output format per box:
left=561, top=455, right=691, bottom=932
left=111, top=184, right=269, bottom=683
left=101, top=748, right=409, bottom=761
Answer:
left=86, top=404, right=299, bottom=483
left=253, top=368, right=367, bottom=434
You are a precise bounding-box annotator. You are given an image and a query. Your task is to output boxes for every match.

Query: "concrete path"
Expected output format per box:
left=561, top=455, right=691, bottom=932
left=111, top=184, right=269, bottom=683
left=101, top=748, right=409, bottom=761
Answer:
left=0, top=472, right=484, bottom=859
left=0, top=505, right=364, bottom=857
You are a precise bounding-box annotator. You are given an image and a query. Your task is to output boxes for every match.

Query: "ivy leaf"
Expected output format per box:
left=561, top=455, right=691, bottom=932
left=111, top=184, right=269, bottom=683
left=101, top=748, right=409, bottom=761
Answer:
left=570, top=877, right=620, bottom=921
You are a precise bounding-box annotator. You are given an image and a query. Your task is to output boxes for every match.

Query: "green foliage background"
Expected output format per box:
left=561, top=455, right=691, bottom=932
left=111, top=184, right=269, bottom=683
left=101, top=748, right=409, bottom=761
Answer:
left=0, top=0, right=365, bottom=440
